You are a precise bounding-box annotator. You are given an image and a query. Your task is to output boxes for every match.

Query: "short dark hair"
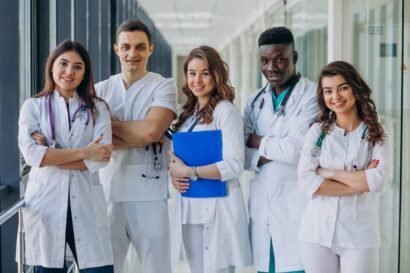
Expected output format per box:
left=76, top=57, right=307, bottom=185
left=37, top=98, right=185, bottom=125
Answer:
left=116, top=20, right=152, bottom=44
left=258, top=26, right=294, bottom=47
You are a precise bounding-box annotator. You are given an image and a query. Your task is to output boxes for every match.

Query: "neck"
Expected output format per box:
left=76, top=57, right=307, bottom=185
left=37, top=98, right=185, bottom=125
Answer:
left=121, top=70, right=148, bottom=90
left=335, top=110, right=361, bottom=133
left=272, top=73, right=297, bottom=96
left=197, top=97, right=210, bottom=110
left=56, top=89, right=75, bottom=102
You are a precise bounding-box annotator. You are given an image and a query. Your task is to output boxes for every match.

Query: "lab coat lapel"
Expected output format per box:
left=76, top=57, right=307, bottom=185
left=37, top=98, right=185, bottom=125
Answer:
left=285, top=78, right=305, bottom=111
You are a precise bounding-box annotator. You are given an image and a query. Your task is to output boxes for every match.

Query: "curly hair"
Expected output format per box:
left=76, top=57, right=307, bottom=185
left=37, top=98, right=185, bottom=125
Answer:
left=173, top=45, right=235, bottom=131
left=316, top=61, right=385, bottom=143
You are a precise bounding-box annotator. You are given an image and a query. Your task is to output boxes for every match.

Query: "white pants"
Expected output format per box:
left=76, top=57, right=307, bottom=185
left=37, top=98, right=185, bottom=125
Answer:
left=182, top=224, right=235, bottom=273
left=108, top=200, right=171, bottom=273
left=300, top=241, right=379, bottom=273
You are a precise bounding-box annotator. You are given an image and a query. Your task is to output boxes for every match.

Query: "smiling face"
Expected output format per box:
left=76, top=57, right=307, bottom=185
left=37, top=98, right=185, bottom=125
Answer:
left=114, top=30, right=153, bottom=75
left=51, top=50, right=85, bottom=96
left=322, top=74, right=357, bottom=116
left=187, top=57, right=214, bottom=106
left=259, top=43, right=297, bottom=93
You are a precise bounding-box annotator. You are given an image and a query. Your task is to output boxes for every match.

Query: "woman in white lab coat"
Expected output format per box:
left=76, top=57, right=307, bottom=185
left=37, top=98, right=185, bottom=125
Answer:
left=168, top=45, right=252, bottom=273
left=18, top=40, right=114, bottom=273
left=298, top=61, right=389, bottom=273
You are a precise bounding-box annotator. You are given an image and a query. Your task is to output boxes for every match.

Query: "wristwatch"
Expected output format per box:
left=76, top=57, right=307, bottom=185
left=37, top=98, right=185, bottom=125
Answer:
left=189, top=166, right=198, bottom=181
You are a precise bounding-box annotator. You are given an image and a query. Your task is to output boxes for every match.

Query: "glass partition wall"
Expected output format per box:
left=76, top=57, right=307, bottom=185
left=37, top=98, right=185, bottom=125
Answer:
left=343, top=0, right=403, bottom=271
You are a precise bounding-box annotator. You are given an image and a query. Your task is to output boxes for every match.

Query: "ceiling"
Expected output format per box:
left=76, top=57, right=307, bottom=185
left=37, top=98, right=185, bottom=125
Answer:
left=138, top=0, right=266, bottom=56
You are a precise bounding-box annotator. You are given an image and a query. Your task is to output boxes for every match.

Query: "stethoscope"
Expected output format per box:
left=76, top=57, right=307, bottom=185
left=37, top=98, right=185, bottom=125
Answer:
left=311, top=124, right=373, bottom=170
left=248, top=73, right=301, bottom=131
left=141, top=142, right=163, bottom=180
left=47, top=93, right=90, bottom=148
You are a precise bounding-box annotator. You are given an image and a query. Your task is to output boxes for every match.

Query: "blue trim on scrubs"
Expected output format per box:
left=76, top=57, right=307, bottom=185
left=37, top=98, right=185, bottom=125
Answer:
left=257, top=239, right=305, bottom=273
left=271, top=86, right=290, bottom=111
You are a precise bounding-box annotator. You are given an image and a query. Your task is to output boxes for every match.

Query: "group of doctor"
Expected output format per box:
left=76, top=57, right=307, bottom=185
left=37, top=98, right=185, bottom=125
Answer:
left=18, top=19, right=388, bottom=273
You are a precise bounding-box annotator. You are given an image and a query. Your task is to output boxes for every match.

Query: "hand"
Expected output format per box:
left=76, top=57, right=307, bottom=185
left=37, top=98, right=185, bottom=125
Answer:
left=257, top=156, right=271, bottom=167
left=168, top=151, right=190, bottom=178
left=247, top=133, right=262, bottom=149
left=31, top=131, right=46, bottom=146
left=84, top=136, right=114, bottom=162
left=367, top=159, right=379, bottom=169
left=317, top=167, right=335, bottom=179
left=170, top=174, right=190, bottom=193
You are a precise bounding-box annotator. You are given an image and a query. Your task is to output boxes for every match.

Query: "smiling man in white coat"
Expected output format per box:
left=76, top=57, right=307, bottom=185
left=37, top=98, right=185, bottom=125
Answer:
left=95, top=20, right=176, bottom=273
left=244, top=27, right=319, bottom=273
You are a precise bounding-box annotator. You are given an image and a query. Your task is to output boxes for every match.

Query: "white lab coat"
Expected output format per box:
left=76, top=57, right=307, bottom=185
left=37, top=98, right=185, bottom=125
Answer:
left=243, top=77, right=318, bottom=272
left=171, top=101, right=252, bottom=273
left=298, top=122, right=389, bottom=248
left=95, top=72, right=177, bottom=202
left=18, top=91, right=113, bottom=269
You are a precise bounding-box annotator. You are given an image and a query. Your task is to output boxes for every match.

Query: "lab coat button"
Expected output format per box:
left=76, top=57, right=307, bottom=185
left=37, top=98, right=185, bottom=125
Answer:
left=72, top=195, right=75, bottom=199
left=205, top=246, right=209, bottom=250
left=206, top=227, right=209, bottom=230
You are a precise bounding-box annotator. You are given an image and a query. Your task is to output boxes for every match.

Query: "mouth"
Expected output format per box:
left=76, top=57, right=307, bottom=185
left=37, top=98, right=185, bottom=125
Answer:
left=61, top=77, right=74, bottom=82
left=267, top=74, right=281, bottom=81
left=332, top=101, right=346, bottom=107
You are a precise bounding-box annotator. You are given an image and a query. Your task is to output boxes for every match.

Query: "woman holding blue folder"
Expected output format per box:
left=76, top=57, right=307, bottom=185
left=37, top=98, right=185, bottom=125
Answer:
left=168, top=45, right=252, bottom=273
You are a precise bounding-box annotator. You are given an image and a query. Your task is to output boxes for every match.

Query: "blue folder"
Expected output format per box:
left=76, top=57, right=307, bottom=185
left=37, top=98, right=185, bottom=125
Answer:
left=172, top=130, right=227, bottom=198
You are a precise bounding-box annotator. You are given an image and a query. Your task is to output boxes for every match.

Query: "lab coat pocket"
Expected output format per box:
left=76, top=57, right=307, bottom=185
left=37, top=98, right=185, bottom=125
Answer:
left=92, top=184, right=110, bottom=228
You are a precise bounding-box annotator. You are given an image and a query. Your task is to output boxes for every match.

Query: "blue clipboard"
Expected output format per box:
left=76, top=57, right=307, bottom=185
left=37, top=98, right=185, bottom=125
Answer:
left=172, top=130, right=227, bottom=198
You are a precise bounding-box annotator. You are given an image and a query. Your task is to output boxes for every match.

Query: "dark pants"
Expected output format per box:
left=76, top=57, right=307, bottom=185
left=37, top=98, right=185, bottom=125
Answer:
left=35, top=202, right=113, bottom=273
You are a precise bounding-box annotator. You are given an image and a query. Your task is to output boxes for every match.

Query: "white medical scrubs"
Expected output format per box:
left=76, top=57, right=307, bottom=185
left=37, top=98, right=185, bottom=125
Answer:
left=95, top=72, right=177, bottom=273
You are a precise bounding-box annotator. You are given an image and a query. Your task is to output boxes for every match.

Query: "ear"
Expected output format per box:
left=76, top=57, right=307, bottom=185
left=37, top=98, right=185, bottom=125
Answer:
left=113, top=44, right=120, bottom=56
left=148, top=44, right=154, bottom=57
left=292, top=51, right=298, bottom=65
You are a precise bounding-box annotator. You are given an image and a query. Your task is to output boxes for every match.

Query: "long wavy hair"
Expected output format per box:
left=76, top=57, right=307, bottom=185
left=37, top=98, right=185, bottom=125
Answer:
left=316, top=61, right=385, bottom=143
left=173, top=45, right=235, bottom=131
left=34, top=40, right=100, bottom=117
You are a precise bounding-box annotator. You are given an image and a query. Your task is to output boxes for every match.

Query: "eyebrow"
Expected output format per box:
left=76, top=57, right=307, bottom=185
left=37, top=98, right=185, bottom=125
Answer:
left=60, top=58, right=84, bottom=66
left=323, top=82, right=348, bottom=89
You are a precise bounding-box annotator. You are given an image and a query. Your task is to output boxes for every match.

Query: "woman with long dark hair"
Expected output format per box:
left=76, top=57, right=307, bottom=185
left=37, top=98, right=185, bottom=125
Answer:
left=298, top=61, right=389, bottom=273
left=168, top=45, right=251, bottom=273
left=18, top=40, right=114, bottom=273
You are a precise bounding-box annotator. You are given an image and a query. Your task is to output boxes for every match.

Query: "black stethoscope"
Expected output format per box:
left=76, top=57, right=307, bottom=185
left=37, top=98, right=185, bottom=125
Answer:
left=47, top=93, right=90, bottom=148
left=248, top=73, right=301, bottom=131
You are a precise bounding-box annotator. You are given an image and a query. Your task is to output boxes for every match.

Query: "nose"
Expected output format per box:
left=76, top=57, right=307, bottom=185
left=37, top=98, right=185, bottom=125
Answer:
left=66, top=65, right=75, bottom=75
left=194, top=74, right=203, bottom=83
left=266, top=60, right=276, bottom=72
left=128, top=47, right=138, bottom=57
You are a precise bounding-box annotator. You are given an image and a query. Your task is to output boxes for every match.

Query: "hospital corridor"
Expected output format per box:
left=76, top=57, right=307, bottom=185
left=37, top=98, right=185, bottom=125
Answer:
left=0, top=0, right=409, bottom=272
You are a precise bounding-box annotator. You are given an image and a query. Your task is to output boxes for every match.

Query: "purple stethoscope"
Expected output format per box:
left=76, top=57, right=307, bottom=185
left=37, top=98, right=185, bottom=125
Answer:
left=47, top=93, right=90, bottom=148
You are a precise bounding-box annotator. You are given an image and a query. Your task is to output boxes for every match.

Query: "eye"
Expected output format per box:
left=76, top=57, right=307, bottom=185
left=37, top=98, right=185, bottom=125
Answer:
left=121, top=45, right=129, bottom=50
left=202, top=72, right=210, bottom=76
left=340, top=85, right=350, bottom=91
left=59, top=61, right=68, bottom=67
left=323, top=89, right=332, bottom=95
left=188, top=72, right=196, bottom=76
left=260, top=59, right=268, bottom=65
left=137, top=44, right=147, bottom=51
left=74, top=65, right=83, bottom=70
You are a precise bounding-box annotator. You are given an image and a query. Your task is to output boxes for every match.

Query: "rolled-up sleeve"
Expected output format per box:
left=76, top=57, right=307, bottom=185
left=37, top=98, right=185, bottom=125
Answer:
left=18, top=99, right=48, bottom=167
left=298, top=123, right=325, bottom=198
left=151, top=78, right=177, bottom=114
left=365, top=139, right=389, bottom=193
left=215, top=104, right=244, bottom=181
left=83, top=100, right=112, bottom=174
